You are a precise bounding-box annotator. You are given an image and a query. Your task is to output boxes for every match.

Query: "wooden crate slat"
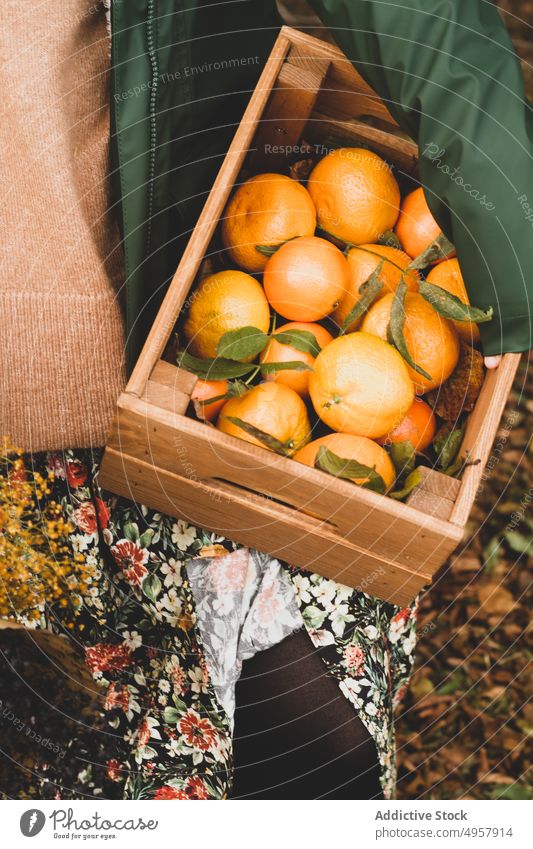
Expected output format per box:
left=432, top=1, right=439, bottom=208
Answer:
left=306, top=113, right=418, bottom=177
left=125, top=35, right=292, bottom=399
left=450, top=353, right=521, bottom=526
left=406, top=467, right=462, bottom=520
left=150, top=360, right=197, bottom=394
left=142, top=360, right=197, bottom=415
left=103, top=391, right=463, bottom=576
left=100, top=446, right=430, bottom=606
left=98, top=27, right=519, bottom=601
left=249, top=50, right=330, bottom=171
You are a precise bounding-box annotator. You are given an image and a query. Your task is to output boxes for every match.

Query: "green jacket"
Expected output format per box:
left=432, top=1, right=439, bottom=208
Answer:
left=111, top=0, right=532, bottom=372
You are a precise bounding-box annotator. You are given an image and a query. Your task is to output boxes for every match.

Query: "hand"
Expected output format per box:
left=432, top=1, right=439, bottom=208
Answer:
left=484, top=355, right=502, bottom=369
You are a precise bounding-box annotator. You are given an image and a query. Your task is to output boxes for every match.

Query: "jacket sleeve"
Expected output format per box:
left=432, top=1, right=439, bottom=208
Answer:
left=309, top=0, right=533, bottom=354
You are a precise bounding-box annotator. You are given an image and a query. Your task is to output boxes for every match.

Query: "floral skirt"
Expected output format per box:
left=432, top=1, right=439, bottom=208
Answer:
left=1, top=448, right=419, bottom=799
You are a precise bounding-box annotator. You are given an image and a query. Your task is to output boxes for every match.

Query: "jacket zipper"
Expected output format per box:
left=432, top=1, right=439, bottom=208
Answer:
left=145, top=0, right=159, bottom=254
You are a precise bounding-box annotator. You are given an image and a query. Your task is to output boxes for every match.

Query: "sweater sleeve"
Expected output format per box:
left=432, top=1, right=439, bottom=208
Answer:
left=309, top=0, right=533, bottom=354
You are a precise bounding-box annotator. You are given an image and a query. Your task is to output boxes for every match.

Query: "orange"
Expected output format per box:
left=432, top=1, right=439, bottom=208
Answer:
left=183, top=269, right=270, bottom=360
left=309, top=332, right=414, bottom=439
left=395, top=187, right=455, bottom=261
left=191, top=379, right=228, bottom=422
left=263, top=235, right=350, bottom=321
left=217, top=382, right=311, bottom=455
left=376, top=398, right=436, bottom=453
left=361, top=292, right=460, bottom=393
left=333, top=243, right=419, bottom=332
left=294, top=433, right=396, bottom=490
left=307, top=147, right=400, bottom=245
left=427, top=258, right=481, bottom=345
left=220, top=173, right=316, bottom=273
left=259, top=321, right=333, bottom=398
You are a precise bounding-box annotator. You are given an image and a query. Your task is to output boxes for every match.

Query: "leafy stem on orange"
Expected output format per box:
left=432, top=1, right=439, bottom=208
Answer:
left=389, top=468, right=423, bottom=500
left=223, top=416, right=307, bottom=456
left=346, top=244, right=410, bottom=275
left=407, top=232, right=455, bottom=270
left=314, top=446, right=387, bottom=493
left=198, top=380, right=248, bottom=407
left=255, top=235, right=300, bottom=257
left=418, top=279, right=493, bottom=324
left=377, top=229, right=403, bottom=250
left=260, top=361, right=313, bottom=375
left=339, top=260, right=385, bottom=334
left=387, top=277, right=433, bottom=382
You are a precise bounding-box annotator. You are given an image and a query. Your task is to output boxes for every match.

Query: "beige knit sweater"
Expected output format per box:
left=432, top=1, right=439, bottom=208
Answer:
left=0, top=0, right=126, bottom=453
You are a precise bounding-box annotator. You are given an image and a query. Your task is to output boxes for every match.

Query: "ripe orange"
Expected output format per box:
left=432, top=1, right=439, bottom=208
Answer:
left=307, top=147, right=400, bottom=245
left=426, top=258, right=481, bottom=345
left=308, top=332, right=414, bottom=439
left=183, top=269, right=270, bottom=359
left=294, top=433, right=396, bottom=490
left=217, top=382, right=311, bottom=455
left=333, top=243, right=419, bottom=332
left=263, top=235, right=350, bottom=321
left=191, top=379, right=228, bottom=422
left=376, top=398, right=436, bottom=453
left=395, top=187, right=455, bottom=261
left=361, top=292, right=460, bottom=393
left=220, top=173, right=316, bottom=273
left=259, top=321, right=333, bottom=398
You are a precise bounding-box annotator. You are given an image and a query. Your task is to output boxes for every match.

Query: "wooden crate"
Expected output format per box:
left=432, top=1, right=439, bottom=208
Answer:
left=99, top=27, right=520, bottom=606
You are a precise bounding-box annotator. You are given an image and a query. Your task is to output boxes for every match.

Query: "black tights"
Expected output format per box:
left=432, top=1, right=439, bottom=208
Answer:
left=231, top=629, right=383, bottom=799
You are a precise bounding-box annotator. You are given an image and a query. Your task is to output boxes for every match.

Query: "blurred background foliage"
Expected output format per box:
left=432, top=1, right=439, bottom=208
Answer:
left=396, top=2, right=532, bottom=800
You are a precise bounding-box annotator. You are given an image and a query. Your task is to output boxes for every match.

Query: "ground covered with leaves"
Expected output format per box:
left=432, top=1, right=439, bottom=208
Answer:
left=396, top=3, right=533, bottom=799
left=396, top=357, right=532, bottom=799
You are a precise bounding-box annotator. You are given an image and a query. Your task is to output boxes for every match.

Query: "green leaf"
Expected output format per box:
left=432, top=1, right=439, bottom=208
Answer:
left=483, top=536, right=502, bottom=573
left=407, top=232, right=455, bottom=270
left=123, top=522, right=140, bottom=543
left=255, top=243, right=281, bottom=257
left=255, top=236, right=299, bottom=257
left=491, top=783, right=533, bottom=800
left=377, top=229, right=403, bottom=250
left=163, top=707, right=180, bottom=724
left=437, top=669, right=466, bottom=695
left=389, top=468, right=423, bottom=500
left=419, top=279, right=493, bottom=324
left=434, top=427, right=464, bottom=472
left=178, top=351, right=256, bottom=380
left=142, top=573, right=162, bottom=603
left=273, top=329, right=321, bottom=356
left=442, top=450, right=479, bottom=478
left=139, top=528, right=154, bottom=548
left=314, top=446, right=387, bottom=493
left=223, top=416, right=296, bottom=456
left=197, top=379, right=248, bottom=407
left=387, top=277, right=433, bottom=381
left=216, top=326, right=268, bottom=361
left=196, top=391, right=227, bottom=406
left=340, top=260, right=384, bottom=333
left=226, top=379, right=249, bottom=398
left=389, top=441, right=416, bottom=480
left=504, top=529, right=533, bottom=556
left=260, top=360, right=313, bottom=375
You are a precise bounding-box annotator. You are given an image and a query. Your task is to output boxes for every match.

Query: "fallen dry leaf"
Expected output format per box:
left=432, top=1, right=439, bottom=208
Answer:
left=476, top=583, right=516, bottom=616
left=426, top=342, right=484, bottom=421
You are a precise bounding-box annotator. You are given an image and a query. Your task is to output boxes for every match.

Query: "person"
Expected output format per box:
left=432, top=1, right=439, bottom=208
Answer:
left=0, top=0, right=530, bottom=800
